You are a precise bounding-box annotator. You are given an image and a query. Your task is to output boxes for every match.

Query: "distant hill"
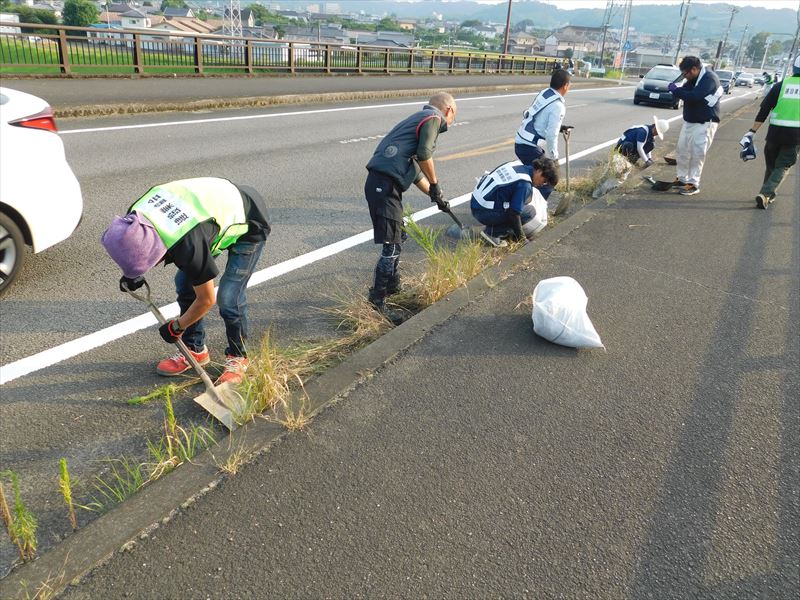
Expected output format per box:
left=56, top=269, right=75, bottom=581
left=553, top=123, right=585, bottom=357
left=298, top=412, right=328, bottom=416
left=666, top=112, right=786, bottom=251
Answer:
left=315, top=1, right=798, bottom=38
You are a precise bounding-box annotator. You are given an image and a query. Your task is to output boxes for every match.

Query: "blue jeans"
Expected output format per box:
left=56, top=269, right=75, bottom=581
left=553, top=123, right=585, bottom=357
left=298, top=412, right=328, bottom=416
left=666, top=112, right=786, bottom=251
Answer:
left=175, top=239, right=266, bottom=357
left=472, top=204, right=536, bottom=238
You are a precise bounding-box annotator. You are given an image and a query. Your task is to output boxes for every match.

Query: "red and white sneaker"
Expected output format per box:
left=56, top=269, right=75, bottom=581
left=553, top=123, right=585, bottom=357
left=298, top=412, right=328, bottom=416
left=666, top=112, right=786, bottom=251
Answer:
left=156, top=346, right=210, bottom=376
left=215, top=355, right=249, bottom=385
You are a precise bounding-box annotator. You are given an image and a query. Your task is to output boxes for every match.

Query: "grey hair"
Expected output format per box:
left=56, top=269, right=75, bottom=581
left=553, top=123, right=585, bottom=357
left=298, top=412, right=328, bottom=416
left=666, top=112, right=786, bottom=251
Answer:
left=428, top=92, right=456, bottom=112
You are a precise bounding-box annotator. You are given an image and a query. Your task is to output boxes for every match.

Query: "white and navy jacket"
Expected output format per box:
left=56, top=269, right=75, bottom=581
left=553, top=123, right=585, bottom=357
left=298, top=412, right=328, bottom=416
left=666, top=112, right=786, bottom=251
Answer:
left=672, top=67, right=723, bottom=124
left=515, top=87, right=566, bottom=159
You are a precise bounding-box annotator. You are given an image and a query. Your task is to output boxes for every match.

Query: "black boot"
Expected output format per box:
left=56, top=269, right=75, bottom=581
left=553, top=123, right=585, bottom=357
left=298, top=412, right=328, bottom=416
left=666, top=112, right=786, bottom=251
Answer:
left=368, top=286, right=405, bottom=325
left=386, top=271, right=402, bottom=296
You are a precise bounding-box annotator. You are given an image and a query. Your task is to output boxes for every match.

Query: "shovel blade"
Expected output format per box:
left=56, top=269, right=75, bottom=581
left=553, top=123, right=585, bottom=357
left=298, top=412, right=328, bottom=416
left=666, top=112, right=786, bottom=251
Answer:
left=444, top=224, right=477, bottom=241
left=193, top=382, right=243, bottom=431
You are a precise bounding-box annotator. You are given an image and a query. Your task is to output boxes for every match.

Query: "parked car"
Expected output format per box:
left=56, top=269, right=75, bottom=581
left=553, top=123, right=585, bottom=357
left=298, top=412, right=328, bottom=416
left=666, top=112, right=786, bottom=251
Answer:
left=754, top=74, right=765, bottom=85
left=736, top=73, right=755, bottom=87
left=716, top=69, right=734, bottom=94
left=0, top=87, right=83, bottom=295
left=633, top=64, right=683, bottom=109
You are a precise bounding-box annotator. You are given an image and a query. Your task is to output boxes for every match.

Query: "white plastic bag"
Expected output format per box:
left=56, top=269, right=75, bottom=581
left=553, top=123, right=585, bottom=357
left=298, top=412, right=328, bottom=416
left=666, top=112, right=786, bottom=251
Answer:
left=531, top=276, right=604, bottom=349
left=525, top=189, right=549, bottom=235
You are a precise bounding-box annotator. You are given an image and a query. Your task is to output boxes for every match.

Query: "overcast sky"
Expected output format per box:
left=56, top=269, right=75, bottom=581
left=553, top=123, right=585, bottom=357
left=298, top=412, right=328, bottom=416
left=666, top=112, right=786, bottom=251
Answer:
left=530, top=0, right=800, bottom=9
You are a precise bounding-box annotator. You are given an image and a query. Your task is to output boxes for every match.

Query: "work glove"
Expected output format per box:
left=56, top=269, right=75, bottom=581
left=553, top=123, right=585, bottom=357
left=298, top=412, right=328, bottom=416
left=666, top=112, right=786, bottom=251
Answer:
left=429, top=182, right=450, bottom=212
left=559, top=124, right=574, bottom=133
left=739, top=131, right=754, bottom=148
left=643, top=159, right=654, bottom=168
left=667, top=82, right=678, bottom=93
left=158, top=319, right=183, bottom=344
left=119, top=275, right=146, bottom=293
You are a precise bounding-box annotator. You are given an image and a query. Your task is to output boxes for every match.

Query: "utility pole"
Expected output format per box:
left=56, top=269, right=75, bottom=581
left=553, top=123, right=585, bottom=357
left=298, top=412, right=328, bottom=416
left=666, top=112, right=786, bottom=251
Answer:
left=715, top=6, right=739, bottom=69
left=760, top=35, right=773, bottom=72
left=674, top=0, right=691, bottom=64
left=502, top=0, right=513, bottom=55
left=618, top=0, right=632, bottom=52
left=599, top=0, right=613, bottom=66
left=734, top=25, right=748, bottom=70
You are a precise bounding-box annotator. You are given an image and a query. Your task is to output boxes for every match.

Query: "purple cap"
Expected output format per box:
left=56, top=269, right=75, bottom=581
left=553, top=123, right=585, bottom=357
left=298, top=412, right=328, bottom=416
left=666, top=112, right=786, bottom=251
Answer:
left=101, top=212, right=167, bottom=278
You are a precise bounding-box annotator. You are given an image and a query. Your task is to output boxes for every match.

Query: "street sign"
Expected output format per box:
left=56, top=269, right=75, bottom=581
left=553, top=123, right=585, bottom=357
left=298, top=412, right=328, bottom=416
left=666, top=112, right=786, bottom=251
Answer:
left=623, top=41, right=632, bottom=52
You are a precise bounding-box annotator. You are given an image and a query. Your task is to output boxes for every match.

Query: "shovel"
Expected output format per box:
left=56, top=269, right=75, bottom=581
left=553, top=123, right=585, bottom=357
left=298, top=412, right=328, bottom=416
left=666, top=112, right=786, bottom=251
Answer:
left=643, top=175, right=677, bottom=191
left=123, top=281, right=240, bottom=431
left=443, top=207, right=472, bottom=240
left=554, top=125, right=574, bottom=216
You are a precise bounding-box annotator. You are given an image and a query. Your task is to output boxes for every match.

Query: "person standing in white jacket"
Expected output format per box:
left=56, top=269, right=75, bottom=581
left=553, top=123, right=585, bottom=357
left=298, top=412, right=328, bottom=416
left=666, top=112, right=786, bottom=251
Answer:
left=514, top=69, right=571, bottom=199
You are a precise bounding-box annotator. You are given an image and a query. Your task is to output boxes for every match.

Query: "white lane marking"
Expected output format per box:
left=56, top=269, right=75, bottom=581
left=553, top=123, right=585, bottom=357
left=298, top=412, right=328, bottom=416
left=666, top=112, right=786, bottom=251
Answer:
left=58, top=86, right=630, bottom=135
left=0, top=90, right=756, bottom=385
left=339, top=120, right=469, bottom=144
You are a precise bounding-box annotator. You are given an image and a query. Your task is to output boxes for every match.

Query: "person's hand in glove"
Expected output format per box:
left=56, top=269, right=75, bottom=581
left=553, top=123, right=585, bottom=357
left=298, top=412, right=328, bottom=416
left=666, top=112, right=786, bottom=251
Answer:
left=158, top=319, right=184, bottom=344
left=429, top=182, right=450, bottom=212
left=119, top=275, right=146, bottom=293
left=643, top=159, right=654, bottom=168
left=667, top=82, right=678, bottom=93
left=559, top=124, right=574, bottom=133
left=739, top=130, right=755, bottom=148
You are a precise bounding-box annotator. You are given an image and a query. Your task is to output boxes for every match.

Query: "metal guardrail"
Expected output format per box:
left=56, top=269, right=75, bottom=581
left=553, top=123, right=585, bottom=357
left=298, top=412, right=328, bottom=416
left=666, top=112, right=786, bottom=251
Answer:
left=0, top=21, right=560, bottom=76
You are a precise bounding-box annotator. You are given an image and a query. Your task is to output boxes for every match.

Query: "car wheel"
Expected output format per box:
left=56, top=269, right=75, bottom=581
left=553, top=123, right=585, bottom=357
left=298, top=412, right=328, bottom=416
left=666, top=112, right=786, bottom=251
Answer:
left=0, top=212, right=25, bottom=295
left=633, top=98, right=640, bottom=105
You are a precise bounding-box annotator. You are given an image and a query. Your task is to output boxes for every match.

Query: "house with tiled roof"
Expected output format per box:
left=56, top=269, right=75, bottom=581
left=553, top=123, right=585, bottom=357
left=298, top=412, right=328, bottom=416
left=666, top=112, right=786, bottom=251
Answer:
left=162, top=7, right=194, bottom=18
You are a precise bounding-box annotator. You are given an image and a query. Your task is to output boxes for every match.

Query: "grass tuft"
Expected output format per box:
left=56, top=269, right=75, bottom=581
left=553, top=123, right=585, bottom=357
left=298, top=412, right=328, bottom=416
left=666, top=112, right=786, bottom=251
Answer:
left=58, top=459, right=78, bottom=531
left=0, top=470, right=37, bottom=561
left=81, top=458, right=146, bottom=512
left=401, top=216, right=502, bottom=307
left=147, top=390, right=216, bottom=479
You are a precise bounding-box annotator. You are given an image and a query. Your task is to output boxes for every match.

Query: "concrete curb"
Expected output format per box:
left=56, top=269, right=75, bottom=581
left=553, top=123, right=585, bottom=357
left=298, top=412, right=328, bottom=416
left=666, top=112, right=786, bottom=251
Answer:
left=0, top=201, right=603, bottom=600
left=54, top=80, right=624, bottom=118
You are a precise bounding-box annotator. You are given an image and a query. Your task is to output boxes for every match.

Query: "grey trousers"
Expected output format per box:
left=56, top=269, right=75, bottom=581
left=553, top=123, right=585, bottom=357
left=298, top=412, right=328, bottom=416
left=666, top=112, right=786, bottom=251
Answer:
left=760, top=140, right=799, bottom=198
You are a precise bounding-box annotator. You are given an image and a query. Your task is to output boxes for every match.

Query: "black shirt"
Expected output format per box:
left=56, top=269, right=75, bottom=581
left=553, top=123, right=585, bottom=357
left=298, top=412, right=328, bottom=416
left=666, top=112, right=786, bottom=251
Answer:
left=164, top=186, right=270, bottom=286
left=755, top=81, right=800, bottom=146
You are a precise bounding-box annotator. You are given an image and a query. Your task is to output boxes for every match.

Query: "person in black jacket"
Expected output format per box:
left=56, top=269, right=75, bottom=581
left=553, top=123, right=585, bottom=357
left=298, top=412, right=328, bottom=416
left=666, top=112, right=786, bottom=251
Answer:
left=668, top=56, right=723, bottom=195
left=364, top=92, right=457, bottom=323
left=740, top=55, right=800, bottom=209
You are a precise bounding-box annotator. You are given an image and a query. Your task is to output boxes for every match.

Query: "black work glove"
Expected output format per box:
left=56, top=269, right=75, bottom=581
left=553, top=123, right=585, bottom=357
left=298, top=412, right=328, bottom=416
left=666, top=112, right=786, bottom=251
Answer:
left=158, top=319, right=183, bottom=344
left=429, top=182, right=450, bottom=212
left=560, top=124, right=574, bottom=133
left=119, top=275, right=146, bottom=293
left=643, top=159, right=654, bottom=168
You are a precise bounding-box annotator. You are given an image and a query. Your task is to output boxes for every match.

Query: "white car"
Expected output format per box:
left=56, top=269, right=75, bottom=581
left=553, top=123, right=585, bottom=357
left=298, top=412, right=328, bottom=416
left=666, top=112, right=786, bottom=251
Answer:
left=736, top=73, right=755, bottom=87
left=0, top=87, right=83, bottom=294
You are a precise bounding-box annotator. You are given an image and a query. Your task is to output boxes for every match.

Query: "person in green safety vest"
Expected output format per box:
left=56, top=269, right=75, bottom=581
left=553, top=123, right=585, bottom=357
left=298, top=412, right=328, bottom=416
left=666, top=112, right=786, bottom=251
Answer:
left=101, top=178, right=271, bottom=383
left=741, top=55, right=800, bottom=209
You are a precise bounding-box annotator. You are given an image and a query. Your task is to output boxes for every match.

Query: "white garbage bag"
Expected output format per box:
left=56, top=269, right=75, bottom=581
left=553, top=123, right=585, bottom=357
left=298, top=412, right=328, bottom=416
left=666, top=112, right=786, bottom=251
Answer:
left=524, top=189, right=549, bottom=236
left=531, top=276, right=604, bottom=349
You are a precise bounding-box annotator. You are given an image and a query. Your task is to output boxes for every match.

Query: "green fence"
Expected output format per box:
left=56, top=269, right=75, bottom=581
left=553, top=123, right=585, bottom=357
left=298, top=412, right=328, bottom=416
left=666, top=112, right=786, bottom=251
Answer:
left=0, top=21, right=559, bottom=76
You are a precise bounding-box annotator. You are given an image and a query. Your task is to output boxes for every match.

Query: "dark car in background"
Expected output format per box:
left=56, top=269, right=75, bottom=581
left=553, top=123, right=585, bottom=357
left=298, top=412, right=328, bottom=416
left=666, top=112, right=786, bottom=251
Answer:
left=716, top=69, right=734, bottom=94
left=634, top=64, right=683, bottom=109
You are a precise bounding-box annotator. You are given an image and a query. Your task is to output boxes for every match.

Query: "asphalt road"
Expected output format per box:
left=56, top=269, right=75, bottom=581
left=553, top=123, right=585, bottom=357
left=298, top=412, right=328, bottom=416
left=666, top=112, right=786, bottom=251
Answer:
left=0, top=85, right=760, bottom=575
left=60, top=112, right=799, bottom=599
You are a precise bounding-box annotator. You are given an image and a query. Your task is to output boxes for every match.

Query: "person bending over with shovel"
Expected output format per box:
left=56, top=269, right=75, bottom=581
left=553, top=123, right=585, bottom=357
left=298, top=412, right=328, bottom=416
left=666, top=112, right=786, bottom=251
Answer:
left=364, top=91, right=457, bottom=324
left=615, top=117, right=670, bottom=167
left=470, top=158, right=559, bottom=248
left=101, top=177, right=270, bottom=385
